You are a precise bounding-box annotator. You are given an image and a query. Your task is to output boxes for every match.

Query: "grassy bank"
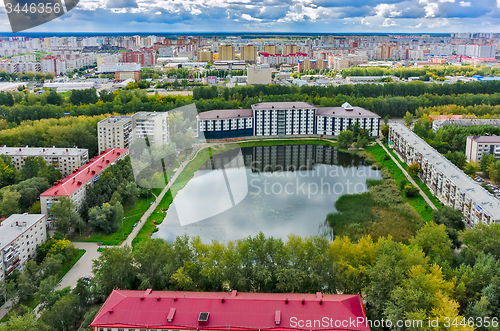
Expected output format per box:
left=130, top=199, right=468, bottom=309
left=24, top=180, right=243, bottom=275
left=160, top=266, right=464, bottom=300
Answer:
left=364, top=144, right=438, bottom=222
left=326, top=169, right=424, bottom=244
left=72, top=189, right=162, bottom=246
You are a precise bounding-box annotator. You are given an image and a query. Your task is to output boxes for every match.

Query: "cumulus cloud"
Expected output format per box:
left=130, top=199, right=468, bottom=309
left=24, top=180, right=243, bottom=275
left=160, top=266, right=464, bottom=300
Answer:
left=3, top=0, right=500, bottom=33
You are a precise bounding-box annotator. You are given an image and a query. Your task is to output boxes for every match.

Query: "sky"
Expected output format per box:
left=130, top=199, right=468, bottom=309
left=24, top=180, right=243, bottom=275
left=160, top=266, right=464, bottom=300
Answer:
left=1, top=0, right=500, bottom=33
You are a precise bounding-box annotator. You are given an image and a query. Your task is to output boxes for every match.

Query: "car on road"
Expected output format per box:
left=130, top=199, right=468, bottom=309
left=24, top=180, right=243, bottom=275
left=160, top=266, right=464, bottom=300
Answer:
left=133, top=223, right=138, bottom=227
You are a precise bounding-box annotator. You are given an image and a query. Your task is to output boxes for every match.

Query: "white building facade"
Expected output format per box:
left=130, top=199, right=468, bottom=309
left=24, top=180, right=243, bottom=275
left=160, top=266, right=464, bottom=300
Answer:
left=98, top=116, right=133, bottom=153
left=0, top=214, right=47, bottom=280
left=389, top=123, right=500, bottom=227
left=466, top=136, right=500, bottom=163
left=0, top=146, right=88, bottom=176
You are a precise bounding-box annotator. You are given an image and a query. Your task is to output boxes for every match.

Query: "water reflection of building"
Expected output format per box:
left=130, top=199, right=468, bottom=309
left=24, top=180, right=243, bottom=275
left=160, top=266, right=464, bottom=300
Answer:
left=199, top=145, right=365, bottom=172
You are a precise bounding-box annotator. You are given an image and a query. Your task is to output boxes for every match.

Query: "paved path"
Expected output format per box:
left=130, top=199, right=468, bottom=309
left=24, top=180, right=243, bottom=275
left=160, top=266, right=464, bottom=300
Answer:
left=0, top=300, right=13, bottom=320
left=120, top=145, right=199, bottom=247
left=377, top=139, right=437, bottom=210
left=55, top=242, right=101, bottom=290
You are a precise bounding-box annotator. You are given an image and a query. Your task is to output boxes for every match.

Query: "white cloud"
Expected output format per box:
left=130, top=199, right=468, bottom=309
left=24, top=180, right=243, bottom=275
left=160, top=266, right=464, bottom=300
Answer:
left=374, top=3, right=402, bottom=17
left=459, top=1, right=471, bottom=6
left=382, top=17, right=398, bottom=26
left=154, top=10, right=161, bottom=14
left=241, top=13, right=262, bottom=21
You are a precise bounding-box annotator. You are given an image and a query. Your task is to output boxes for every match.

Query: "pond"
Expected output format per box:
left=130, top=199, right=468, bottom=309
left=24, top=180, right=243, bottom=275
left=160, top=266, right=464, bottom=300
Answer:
left=152, top=144, right=382, bottom=242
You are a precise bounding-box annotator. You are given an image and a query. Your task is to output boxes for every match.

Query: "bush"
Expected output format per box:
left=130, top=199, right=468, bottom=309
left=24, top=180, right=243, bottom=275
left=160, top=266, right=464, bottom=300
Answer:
left=404, top=183, right=419, bottom=198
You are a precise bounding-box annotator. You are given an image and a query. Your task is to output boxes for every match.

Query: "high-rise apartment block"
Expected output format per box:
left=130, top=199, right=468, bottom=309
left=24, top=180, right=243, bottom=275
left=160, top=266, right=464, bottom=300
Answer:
left=97, top=116, right=133, bottom=154
left=241, top=44, right=257, bottom=64
left=283, top=45, right=298, bottom=56
left=219, top=44, right=235, bottom=61
left=122, top=48, right=157, bottom=67
left=132, top=112, right=169, bottom=146
left=40, top=56, right=66, bottom=75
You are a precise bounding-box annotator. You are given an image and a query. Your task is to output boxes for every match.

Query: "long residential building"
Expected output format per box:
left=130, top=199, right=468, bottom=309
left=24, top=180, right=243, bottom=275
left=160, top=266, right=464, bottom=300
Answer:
left=197, top=102, right=380, bottom=140
left=0, top=214, right=47, bottom=280
left=0, top=146, right=88, bottom=176
left=389, top=123, right=500, bottom=227
left=466, top=136, right=500, bottom=163
left=90, top=290, right=370, bottom=331
left=40, top=148, right=129, bottom=218
left=432, top=118, right=500, bottom=132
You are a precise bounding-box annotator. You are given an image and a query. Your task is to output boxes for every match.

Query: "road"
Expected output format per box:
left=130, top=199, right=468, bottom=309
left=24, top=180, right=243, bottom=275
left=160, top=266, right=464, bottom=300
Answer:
left=377, top=139, right=437, bottom=210
left=55, top=243, right=101, bottom=290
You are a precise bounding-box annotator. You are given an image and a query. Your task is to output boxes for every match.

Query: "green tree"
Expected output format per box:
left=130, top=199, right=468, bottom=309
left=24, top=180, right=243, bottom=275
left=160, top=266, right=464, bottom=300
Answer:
left=384, top=114, right=390, bottom=125
left=460, top=223, right=500, bottom=259
left=92, top=246, right=137, bottom=298
left=0, top=187, right=21, bottom=217
left=133, top=238, right=173, bottom=290
left=445, top=151, right=467, bottom=168
left=337, top=130, right=354, bottom=149
left=49, top=197, right=82, bottom=234
left=0, top=311, right=47, bottom=331
left=410, top=222, right=453, bottom=264
left=487, top=160, right=500, bottom=183
left=404, top=111, right=414, bottom=126
left=481, top=153, right=495, bottom=173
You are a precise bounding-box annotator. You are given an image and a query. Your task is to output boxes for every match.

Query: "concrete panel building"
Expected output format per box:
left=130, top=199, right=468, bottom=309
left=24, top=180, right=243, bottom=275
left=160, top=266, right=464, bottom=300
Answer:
left=197, top=51, right=213, bottom=63
left=466, top=136, right=500, bottom=163
left=0, top=146, right=88, bottom=177
left=389, top=123, right=500, bottom=227
left=97, top=116, right=133, bottom=153
left=40, top=148, right=129, bottom=217
left=132, top=112, right=169, bottom=146
left=247, top=64, right=272, bottom=85
left=432, top=118, right=500, bottom=132
left=0, top=214, right=47, bottom=280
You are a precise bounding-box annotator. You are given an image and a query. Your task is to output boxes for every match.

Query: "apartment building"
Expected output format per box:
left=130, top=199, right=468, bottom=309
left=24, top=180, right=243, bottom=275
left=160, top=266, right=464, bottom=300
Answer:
left=261, top=44, right=277, bottom=54
left=97, top=116, right=133, bottom=153
left=241, top=44, right=257, bottom=64
left=283, top=44, right=298, bottom=55
left=90, top=290, right=370, bottom=331
left=197, top=102, right=380, bottom=139
left=122, top=48, right=157, bottom=67
left=132, top=112, right=169, bottom=146
left=40, top=148, right=129, bottom=217
left=466, top=136, right=500, bottom=163
left=0, top=214, right=47, bottom=280
left=247, top=64, right=272, bottom=85
left=40, top=56, right=66, bottom=75
left=316, top=103, right=380, bottom=137
left=197, top=51, right=213, bottom=63
left=389, top=123, right=500, bottom=227
left=432, top=118, right=500, bottom=132
left=0, top=146, right=88, bottom=177
left=219, top=44, right=235, bottom=61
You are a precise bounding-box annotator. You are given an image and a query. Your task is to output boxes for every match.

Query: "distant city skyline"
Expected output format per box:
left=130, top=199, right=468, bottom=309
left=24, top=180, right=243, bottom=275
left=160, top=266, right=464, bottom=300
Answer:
left=0, top=0, right=499, bottom=33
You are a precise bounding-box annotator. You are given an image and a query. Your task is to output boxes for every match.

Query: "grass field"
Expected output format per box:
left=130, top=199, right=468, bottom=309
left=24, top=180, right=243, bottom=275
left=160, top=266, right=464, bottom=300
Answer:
left=365, top=144, right=439, bottom=222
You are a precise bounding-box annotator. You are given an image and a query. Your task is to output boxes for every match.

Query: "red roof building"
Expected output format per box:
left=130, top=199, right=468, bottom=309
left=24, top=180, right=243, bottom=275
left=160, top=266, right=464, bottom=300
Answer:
left=90, top=290, right=370, bottom=331
left=40, top=148, right=129, bottom=218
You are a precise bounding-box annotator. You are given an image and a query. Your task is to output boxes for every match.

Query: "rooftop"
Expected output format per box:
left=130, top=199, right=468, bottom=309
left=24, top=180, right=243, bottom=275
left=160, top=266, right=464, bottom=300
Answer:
left=468, top=136, right=500, bottom=143
left=90, top=290, right=369, bottom=331
left=316, top=105, right=380, bottom=118
left=252, top=102, right=315, bottom=110
left=98, top=116, right=132, bottom=125
left=391, top=123, right=500, bottom=220
left=435, top=119, right=500, bottom=127
left=0, top=146, right=88, bottom=157
left=198, top=109, right=253, bottom=120
left=40, top=148, right=128, bottom=197
left=0, top=214, right=45, bottom=250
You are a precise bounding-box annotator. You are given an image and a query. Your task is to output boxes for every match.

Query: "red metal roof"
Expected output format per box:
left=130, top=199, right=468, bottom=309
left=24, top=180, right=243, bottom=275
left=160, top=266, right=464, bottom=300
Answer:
left=90, top=290, right=370, bottom=331
left=40, top=148, right=128, bottom=197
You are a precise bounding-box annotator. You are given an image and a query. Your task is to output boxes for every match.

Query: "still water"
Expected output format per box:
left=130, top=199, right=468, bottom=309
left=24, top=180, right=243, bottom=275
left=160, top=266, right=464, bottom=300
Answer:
left=152, top=144, right=382, bottom=242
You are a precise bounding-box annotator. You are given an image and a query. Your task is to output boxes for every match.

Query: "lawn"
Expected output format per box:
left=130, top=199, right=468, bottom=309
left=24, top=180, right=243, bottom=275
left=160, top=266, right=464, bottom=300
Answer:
left=365, top=144, right=439, bottom=222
